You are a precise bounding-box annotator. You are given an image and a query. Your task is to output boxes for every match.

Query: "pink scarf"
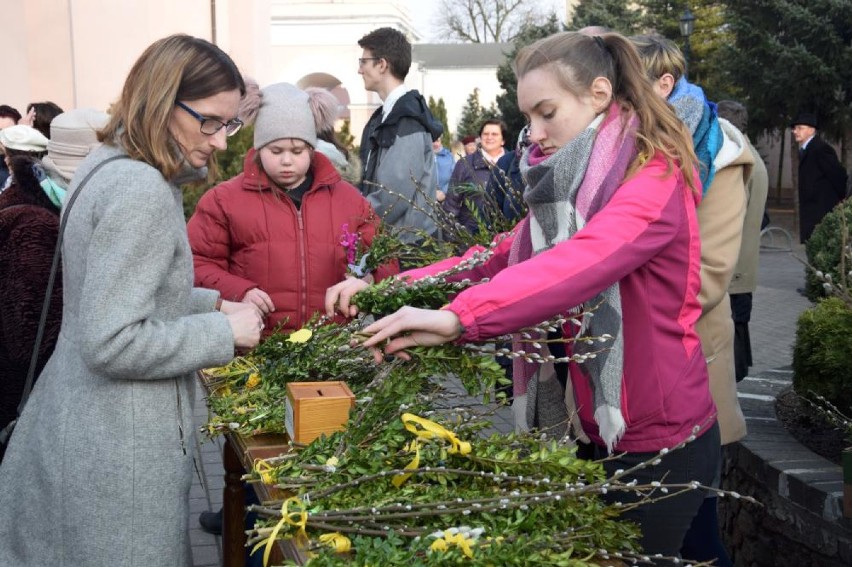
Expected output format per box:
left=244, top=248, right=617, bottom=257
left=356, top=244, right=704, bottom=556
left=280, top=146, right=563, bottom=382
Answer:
left=509, top=103, right=639, bottom=398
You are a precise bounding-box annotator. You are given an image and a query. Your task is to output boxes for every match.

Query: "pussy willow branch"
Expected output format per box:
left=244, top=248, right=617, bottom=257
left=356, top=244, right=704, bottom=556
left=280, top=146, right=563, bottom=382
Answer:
left=250, top=473, right=729, bottom=527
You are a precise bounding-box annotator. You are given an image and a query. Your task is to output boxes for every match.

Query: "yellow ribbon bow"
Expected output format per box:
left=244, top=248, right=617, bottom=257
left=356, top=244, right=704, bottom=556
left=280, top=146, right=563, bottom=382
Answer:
left=391, top=439, right=420, bottom=488
left=319, top=532, right=352, bottom=553
left=251, top=497, right=308, bottom=566
left=253, top=459, right=275, bottom=485
left=401, top=413, right=472, bottom=456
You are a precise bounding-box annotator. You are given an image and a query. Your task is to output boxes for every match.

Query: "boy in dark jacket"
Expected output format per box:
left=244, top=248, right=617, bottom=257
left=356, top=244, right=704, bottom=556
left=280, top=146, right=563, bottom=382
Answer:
left=357, top=27, right=443, bottom=243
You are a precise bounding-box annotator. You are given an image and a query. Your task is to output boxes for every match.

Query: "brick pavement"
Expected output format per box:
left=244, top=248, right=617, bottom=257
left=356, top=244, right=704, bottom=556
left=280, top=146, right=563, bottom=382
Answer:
left=190, top=211, right=813, bottom=566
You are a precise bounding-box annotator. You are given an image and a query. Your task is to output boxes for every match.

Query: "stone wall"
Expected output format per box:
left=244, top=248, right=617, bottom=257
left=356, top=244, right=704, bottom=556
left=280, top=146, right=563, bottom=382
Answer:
left=720, top=368, right=852, bottom=566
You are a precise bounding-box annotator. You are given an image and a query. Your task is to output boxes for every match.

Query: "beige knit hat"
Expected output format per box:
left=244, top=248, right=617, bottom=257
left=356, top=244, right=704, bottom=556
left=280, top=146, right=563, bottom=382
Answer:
left=254, top=83, right=318, bottom=150
left=42, top=108, right=109, bottom=181
left=0, top=125, right=49, bottom=152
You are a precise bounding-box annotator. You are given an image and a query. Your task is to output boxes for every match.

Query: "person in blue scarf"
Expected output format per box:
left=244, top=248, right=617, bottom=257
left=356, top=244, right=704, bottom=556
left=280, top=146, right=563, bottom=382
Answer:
left=631, top=33, right=755, bottom=567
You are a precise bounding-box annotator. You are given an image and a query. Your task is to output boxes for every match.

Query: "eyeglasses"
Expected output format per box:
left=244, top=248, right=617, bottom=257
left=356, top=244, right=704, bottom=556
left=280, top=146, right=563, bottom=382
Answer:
left=358, top=57, right=381, bottom=67
left=175, top=101, right=243, bottom=136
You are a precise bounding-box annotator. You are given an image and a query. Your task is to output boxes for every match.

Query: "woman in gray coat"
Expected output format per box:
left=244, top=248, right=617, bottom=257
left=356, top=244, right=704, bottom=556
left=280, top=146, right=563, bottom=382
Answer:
left=0, top=35, right=264, bottom=566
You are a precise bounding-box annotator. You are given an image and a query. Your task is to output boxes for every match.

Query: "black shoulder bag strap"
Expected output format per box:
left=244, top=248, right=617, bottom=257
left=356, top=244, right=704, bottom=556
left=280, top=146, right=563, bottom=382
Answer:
left=0, top=155, right=129, bottom=446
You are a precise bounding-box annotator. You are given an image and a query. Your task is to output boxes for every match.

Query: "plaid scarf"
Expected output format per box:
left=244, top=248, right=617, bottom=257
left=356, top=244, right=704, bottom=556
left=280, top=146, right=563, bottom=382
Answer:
left=510, top=103, right=639, bottom=451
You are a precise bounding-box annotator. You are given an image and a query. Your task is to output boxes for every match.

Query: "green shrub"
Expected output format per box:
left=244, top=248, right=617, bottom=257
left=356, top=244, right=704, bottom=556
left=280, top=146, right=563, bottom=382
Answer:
left=804, top=199, right=852, bottom=301
left=792, top=296, right=852, bottom=413
left=182, top=125, right=254, bottom=219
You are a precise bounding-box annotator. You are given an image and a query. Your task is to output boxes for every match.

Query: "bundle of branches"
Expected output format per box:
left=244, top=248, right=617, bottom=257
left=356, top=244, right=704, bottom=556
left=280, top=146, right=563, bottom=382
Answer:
left=202, top=314, right=514, bottom=437
left=202, top=308, right=605, bottom=438
left=242, top=365, right=745, bottom=566
left=803, top=391, right=852, bottom=443
left=434, top=177, right=526, bottom=252
left=204, top=318, right=374, bottom=437
left=356, top=170, right=527, bottom=272
left=351, top=235, right=507, bottom=315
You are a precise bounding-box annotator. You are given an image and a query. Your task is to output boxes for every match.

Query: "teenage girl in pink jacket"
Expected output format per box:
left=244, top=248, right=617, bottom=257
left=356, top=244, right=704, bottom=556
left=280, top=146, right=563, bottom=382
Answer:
left=327, top=31, right=718, bottom=562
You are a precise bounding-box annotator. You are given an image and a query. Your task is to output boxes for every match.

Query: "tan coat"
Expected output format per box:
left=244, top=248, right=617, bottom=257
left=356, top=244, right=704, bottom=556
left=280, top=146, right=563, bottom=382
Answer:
left=729, top=138, right=769, bottom=295
left=694, top=118, right=754, bottom=446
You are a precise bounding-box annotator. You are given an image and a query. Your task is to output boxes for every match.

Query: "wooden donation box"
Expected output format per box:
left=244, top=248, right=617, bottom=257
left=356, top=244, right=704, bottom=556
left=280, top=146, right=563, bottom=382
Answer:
left=285, top=381, right=355, bottom=444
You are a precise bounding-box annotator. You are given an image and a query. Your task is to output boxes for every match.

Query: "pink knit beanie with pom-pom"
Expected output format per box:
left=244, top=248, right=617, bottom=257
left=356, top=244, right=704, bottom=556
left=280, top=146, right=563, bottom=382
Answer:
left=304, top=87, right=342, bottom=135
left=238, top=77, right=261, bottom=126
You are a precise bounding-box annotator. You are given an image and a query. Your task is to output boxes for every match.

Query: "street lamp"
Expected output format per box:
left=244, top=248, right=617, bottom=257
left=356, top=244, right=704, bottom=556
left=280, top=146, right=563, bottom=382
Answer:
left=679, top=7, right=696, bottom=78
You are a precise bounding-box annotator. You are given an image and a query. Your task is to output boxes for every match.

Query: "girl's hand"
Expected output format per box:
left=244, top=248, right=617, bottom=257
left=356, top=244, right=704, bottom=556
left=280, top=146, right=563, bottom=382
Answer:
left=361, top=307, right=463, bottom=363
left=325, top=276, right=371, bottom=318
left=242, top=288, right=275, bottom=316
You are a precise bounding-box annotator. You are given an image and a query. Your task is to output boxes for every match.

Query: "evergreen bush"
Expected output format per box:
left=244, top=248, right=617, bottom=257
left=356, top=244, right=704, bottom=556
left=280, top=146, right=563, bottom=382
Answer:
left=804, top=199, right=852, bottom=301
left=792, top=296, right=852, bottom=413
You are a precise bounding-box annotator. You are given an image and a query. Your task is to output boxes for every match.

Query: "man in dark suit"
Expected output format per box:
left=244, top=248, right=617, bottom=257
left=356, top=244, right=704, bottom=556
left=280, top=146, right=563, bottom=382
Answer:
left=791, top=113, right=848, bottom=243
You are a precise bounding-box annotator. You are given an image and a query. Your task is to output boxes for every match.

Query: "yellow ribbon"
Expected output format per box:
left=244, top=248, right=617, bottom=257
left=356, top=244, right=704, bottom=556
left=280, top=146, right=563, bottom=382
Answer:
left=253, top=459, right=275, bottom=485
left=251, top=497, right=308, bottom=567
left=319, top=532, right=352, bottom=553
left=245, top=372, right=261, bottom=389
left=206, top=355, right=259, bottom=378
left=401, top=413, right=471, bottom=456
left=391, top=440, right=420, bottom=488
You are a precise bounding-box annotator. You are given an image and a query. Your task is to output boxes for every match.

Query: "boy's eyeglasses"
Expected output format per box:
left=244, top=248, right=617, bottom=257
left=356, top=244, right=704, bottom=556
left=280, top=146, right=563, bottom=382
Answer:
left=175, top=101, right=243, bottom=136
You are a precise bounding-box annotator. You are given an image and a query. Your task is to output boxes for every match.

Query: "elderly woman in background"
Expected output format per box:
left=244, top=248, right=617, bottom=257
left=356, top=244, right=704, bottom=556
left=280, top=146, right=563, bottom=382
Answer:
left=444, top=119, right=508, bottom=234
left=0, top=124, right=48, bottom=191
left=0, top=110, right=109, bottom=464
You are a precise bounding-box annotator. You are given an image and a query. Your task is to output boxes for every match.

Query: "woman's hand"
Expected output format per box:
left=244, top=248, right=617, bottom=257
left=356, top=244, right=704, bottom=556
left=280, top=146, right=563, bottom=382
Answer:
left=361, top=307, right=463, bottom=363
left=242, top=288, right=275, bottom=316
left=325, top=276, right=371, bottom=318
left=220, top=299, right=255, bottom=315
left=226, top=303, right=264, bottom=349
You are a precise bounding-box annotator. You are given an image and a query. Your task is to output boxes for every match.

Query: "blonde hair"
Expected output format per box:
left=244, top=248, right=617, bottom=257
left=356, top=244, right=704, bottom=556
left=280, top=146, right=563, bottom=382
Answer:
left=629, top=34, right=687, bottom=83
left=514, top=31, right=698, bottom=193
left=100, top=34, right=245, bottom=181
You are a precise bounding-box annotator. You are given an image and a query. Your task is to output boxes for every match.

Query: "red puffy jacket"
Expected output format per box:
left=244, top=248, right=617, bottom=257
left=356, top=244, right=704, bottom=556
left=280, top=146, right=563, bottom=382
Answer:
left=188, top=149, right=395, bottom=334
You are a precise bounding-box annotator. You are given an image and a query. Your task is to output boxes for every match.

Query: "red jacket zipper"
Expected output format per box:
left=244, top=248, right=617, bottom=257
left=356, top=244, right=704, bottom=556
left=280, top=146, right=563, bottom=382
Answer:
left=296, top=207, right=308, bottom=327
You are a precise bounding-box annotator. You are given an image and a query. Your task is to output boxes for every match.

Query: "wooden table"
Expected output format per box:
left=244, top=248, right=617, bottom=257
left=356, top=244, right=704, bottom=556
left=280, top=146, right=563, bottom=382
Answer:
left=221, top=432, right=306, bottom=567
left=198, top=372, right=306, bottom=566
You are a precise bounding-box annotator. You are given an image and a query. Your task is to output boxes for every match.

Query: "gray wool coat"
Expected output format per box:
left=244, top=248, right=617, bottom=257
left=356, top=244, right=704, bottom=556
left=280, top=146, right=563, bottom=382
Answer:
left=0, top=144, right=235, bottom=567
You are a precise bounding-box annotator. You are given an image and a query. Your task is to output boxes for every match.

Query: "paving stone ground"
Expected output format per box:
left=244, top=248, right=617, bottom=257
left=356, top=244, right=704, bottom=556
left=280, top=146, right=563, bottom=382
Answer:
left=190, top=210, right=811, bottom=566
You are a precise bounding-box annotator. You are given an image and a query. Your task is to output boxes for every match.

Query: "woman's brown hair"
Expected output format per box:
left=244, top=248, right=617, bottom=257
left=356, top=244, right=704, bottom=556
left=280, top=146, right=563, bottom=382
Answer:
left=100, top=34, right=245, bottom=180
left=514, top=31, right=699, bottom=193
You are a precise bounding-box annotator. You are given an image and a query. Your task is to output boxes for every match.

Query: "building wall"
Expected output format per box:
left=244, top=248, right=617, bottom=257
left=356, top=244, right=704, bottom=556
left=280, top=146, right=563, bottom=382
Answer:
left=0, top=0, right=216, bottom=113
left=218, top=0, right=273, bottom=89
